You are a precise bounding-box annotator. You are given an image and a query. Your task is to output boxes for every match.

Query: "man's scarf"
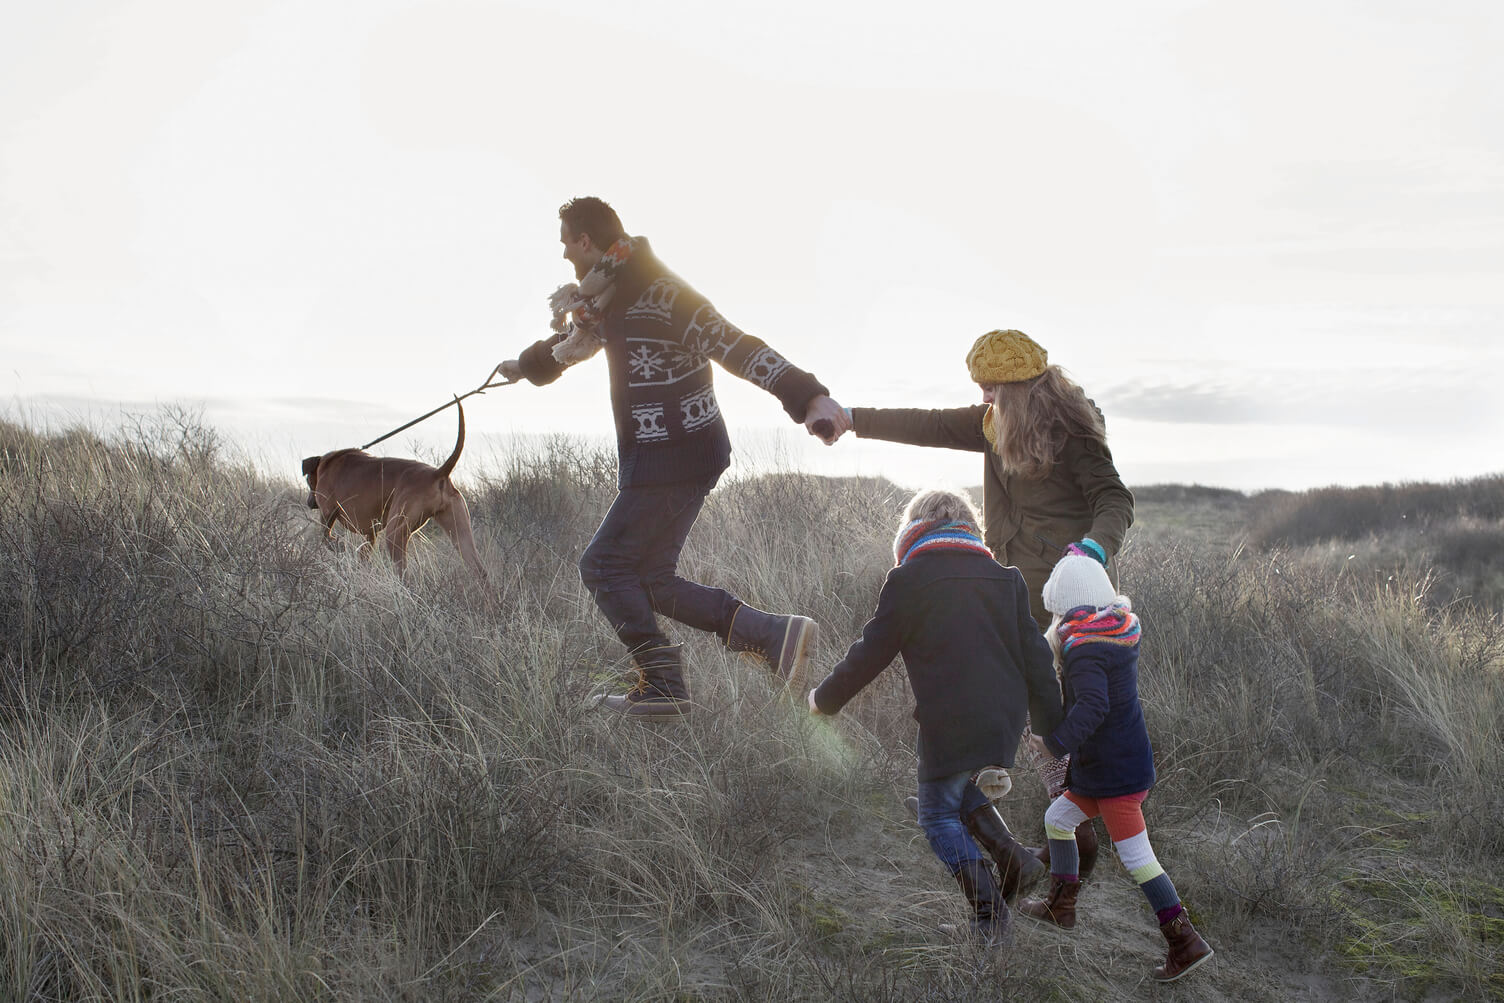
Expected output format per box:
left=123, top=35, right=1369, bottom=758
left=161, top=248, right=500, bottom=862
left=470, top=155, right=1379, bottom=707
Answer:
left=548, top=235, right=640, bottom=365
left=1056, top=600, right=1141, bottom=653
left=893, top=519, right=993, bottom=566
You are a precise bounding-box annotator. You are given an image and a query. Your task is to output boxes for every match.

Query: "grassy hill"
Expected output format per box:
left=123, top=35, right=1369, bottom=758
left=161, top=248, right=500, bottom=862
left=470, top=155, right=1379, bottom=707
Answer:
left=0, top=414, right=1500, bottom=1000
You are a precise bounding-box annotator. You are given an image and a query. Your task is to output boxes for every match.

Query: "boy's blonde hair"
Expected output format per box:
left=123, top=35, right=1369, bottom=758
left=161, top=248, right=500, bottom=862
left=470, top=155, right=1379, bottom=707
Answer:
left=901, top=488, right=982, bottom=528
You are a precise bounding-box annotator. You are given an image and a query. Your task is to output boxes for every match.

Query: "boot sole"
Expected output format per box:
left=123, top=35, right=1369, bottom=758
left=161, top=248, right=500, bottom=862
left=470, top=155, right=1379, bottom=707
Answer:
left=1017, top=908, right=1076, bottom=931
left=624, top=709, right=692, bottom=722
left=591, top=694, right=693, bottom=722
left=779, top=617, right=817, bottom=693
left=1154, top=947, right=1214, bottom=982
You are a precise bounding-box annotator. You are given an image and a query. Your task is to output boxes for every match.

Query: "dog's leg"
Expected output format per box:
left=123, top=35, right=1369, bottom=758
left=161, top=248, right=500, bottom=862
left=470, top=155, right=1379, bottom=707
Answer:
left=382, top=516, right=414, bottom=577
left=434, top=496, right=489, bottom=582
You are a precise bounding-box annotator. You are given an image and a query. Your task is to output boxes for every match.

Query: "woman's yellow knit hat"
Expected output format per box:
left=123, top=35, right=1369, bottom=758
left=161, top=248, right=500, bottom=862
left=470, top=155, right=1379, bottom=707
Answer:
left=965, top=329, right=1048, bottom=384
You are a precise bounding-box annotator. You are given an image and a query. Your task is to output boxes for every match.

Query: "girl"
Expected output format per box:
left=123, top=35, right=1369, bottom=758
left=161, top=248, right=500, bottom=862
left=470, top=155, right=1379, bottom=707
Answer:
left=1018, top=555, right=1214, bottom=982
left=807, top=488, right=1064, bottom=942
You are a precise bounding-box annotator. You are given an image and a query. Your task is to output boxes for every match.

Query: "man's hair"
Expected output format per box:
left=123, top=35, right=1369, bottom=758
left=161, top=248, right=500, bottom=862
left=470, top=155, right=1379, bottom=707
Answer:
left=558, top=196, right=626, bottom=249
left=902, top=488, right=981, bottom=528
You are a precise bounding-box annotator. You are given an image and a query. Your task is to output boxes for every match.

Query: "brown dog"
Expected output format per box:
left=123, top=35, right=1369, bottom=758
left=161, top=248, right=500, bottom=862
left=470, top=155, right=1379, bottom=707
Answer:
left=302, top=402, right=487, bottom=580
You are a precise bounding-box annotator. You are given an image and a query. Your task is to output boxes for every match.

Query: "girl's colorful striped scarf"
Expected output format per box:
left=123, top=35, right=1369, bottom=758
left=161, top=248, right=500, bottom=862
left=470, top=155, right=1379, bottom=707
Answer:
left=894, top=519, right=993, bottom=566
left=547, top=235, right=640, bottom=365
left=1057, top=600, right=1141, bottom=653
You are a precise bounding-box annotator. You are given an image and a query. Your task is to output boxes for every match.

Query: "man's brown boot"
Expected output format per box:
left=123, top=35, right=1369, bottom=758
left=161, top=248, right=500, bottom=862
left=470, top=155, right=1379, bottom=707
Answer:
left=597, top=644, right=692, bottom=721
left=724, top=604, right=817, bottom=691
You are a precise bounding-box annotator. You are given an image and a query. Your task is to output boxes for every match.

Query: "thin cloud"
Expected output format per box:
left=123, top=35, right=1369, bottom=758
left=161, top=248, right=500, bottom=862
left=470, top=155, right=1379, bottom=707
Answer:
left=1098, top=374, right=1489, bottom=432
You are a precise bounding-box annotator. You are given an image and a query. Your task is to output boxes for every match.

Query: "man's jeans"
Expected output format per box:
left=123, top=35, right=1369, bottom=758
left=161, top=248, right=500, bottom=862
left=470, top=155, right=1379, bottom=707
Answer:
left=579, top=475, right=742, bottom=656
left=917, top=769, right=992, bottom=874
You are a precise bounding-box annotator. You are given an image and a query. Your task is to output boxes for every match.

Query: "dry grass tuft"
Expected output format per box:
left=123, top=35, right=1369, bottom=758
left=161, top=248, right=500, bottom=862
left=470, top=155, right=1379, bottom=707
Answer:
left=0, top=414, right=1500, bottom=1000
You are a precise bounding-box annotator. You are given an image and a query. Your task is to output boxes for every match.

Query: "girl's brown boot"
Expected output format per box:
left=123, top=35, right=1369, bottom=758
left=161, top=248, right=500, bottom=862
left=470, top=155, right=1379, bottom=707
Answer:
left=1152, top=912, right=1213, bottom=982
left=1017, top=876, right=1081, bottom=930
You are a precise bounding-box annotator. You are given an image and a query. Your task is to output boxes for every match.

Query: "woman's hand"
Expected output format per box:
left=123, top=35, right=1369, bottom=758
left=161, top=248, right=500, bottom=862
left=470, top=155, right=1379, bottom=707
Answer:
left=807, top=689, right=824, bottom=715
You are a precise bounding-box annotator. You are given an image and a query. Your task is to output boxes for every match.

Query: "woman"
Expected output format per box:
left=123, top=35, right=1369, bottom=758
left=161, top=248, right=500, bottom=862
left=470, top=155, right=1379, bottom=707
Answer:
left=847, top=328, right=1133, bottom=626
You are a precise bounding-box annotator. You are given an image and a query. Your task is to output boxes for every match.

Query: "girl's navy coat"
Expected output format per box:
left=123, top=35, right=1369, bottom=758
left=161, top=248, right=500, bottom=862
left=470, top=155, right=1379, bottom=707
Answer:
left=1044, top=640, right=1155, bottom=797
left=810, top=550, right=1064, bottom=781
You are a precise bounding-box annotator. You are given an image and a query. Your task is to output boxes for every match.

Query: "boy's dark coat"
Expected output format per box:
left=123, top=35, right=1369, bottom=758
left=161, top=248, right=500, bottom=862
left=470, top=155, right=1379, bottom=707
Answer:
left=811, top=550, right=1064, bottom=781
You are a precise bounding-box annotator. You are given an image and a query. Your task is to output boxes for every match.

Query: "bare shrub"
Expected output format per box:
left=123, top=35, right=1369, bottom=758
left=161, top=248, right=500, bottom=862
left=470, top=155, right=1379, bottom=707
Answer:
left=1248, top=475, right=1504, bottom=548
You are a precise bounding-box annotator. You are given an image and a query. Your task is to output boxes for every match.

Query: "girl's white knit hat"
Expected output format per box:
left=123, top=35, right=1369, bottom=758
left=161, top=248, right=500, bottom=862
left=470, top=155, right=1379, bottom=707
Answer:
left=1043, top=555, right=1119, bottom=614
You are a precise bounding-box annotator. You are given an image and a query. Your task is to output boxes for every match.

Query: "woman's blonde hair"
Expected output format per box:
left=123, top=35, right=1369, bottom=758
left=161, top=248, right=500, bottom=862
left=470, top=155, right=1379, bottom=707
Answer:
left=901, top=488, right=981, bottom=528
left=988, top=365, right=1107, bottom=479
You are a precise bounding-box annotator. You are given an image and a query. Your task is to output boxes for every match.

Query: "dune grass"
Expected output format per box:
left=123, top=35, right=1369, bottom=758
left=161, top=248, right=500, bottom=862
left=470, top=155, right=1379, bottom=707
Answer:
left=0, top=413, right=1500, bottom=1000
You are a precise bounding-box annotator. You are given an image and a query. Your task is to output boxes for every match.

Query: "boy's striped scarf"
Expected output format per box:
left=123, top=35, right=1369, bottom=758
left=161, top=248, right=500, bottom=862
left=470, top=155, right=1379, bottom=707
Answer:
left=1057, top=600, right=1141, bottom=653
left=894, top=519, right=994, bottom=566
left=547, top=235, right=640, bottom=365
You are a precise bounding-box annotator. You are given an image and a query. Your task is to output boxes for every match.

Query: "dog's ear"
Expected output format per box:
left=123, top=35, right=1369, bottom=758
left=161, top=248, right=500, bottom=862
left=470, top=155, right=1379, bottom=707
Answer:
left=301, top=456, right=322, bottom=509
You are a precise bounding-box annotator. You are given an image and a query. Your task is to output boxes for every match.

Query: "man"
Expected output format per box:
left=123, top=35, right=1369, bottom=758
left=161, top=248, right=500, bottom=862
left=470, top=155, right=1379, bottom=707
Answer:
left=497, top=197, right=851, bottom=721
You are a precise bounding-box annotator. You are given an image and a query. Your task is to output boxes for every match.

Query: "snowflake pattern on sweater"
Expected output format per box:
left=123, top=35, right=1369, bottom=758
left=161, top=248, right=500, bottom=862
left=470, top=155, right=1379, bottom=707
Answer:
left=616, top=292, right=797, bottom=443
left=619, top=292, right=762, bottom=440
left=515, top=237, right=828, bottom=486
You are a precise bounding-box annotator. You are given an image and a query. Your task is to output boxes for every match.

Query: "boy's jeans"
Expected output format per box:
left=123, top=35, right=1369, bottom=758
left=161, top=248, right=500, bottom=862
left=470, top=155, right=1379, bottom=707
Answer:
left=916, top=769, right=992, bottom=873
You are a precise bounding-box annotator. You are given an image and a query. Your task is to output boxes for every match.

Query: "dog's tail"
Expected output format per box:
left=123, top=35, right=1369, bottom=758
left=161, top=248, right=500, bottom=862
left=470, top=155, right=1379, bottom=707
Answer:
left=437, top=399, right=466, bottom=480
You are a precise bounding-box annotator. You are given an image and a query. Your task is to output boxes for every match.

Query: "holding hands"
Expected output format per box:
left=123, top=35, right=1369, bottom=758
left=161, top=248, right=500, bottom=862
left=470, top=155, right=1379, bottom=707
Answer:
left=803, top=395, right=852, bottom=444
left=1025, top=732, right=1068, bottom=799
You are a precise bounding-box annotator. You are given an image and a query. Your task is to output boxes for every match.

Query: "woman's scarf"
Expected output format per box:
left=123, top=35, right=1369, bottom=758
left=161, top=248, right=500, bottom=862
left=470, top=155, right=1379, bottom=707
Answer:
left=548, top=235, right=640, bottom=365
left=893, top=519, right=993, bottom=566
left=1056, top=599, right=1141, bottom=654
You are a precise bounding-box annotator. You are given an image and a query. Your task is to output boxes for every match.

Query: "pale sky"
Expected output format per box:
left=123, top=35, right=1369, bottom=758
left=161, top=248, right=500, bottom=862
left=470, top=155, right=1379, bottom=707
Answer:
left=3, top=0, right=1501, bottom=493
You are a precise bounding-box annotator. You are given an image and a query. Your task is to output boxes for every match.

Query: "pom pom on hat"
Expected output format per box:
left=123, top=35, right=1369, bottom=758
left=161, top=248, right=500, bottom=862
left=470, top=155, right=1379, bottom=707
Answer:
left=1067, top=538, right=1107, bottom=567
left=966, top=329, right=1048, bottom=385
left=1043, top=554, right=1119, bottom=615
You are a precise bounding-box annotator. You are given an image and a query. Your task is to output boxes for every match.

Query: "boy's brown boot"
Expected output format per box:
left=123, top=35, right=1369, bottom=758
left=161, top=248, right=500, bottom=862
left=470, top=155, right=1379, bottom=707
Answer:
left=1152, top=912, right=1214, bottom=982
left=597, top=644, right=691, bottom=721
left=965, top=803, right=1046, bottom=901
left=1018, top=876, right=1081, bottom=930
left=952, top=858, right=1010, bottom=945
left=724, top=604, right=817, bottom=690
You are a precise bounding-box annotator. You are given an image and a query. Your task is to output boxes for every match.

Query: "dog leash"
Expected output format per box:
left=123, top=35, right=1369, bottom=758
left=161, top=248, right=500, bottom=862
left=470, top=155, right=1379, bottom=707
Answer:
left=359, top=365, right=517, bottom=451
